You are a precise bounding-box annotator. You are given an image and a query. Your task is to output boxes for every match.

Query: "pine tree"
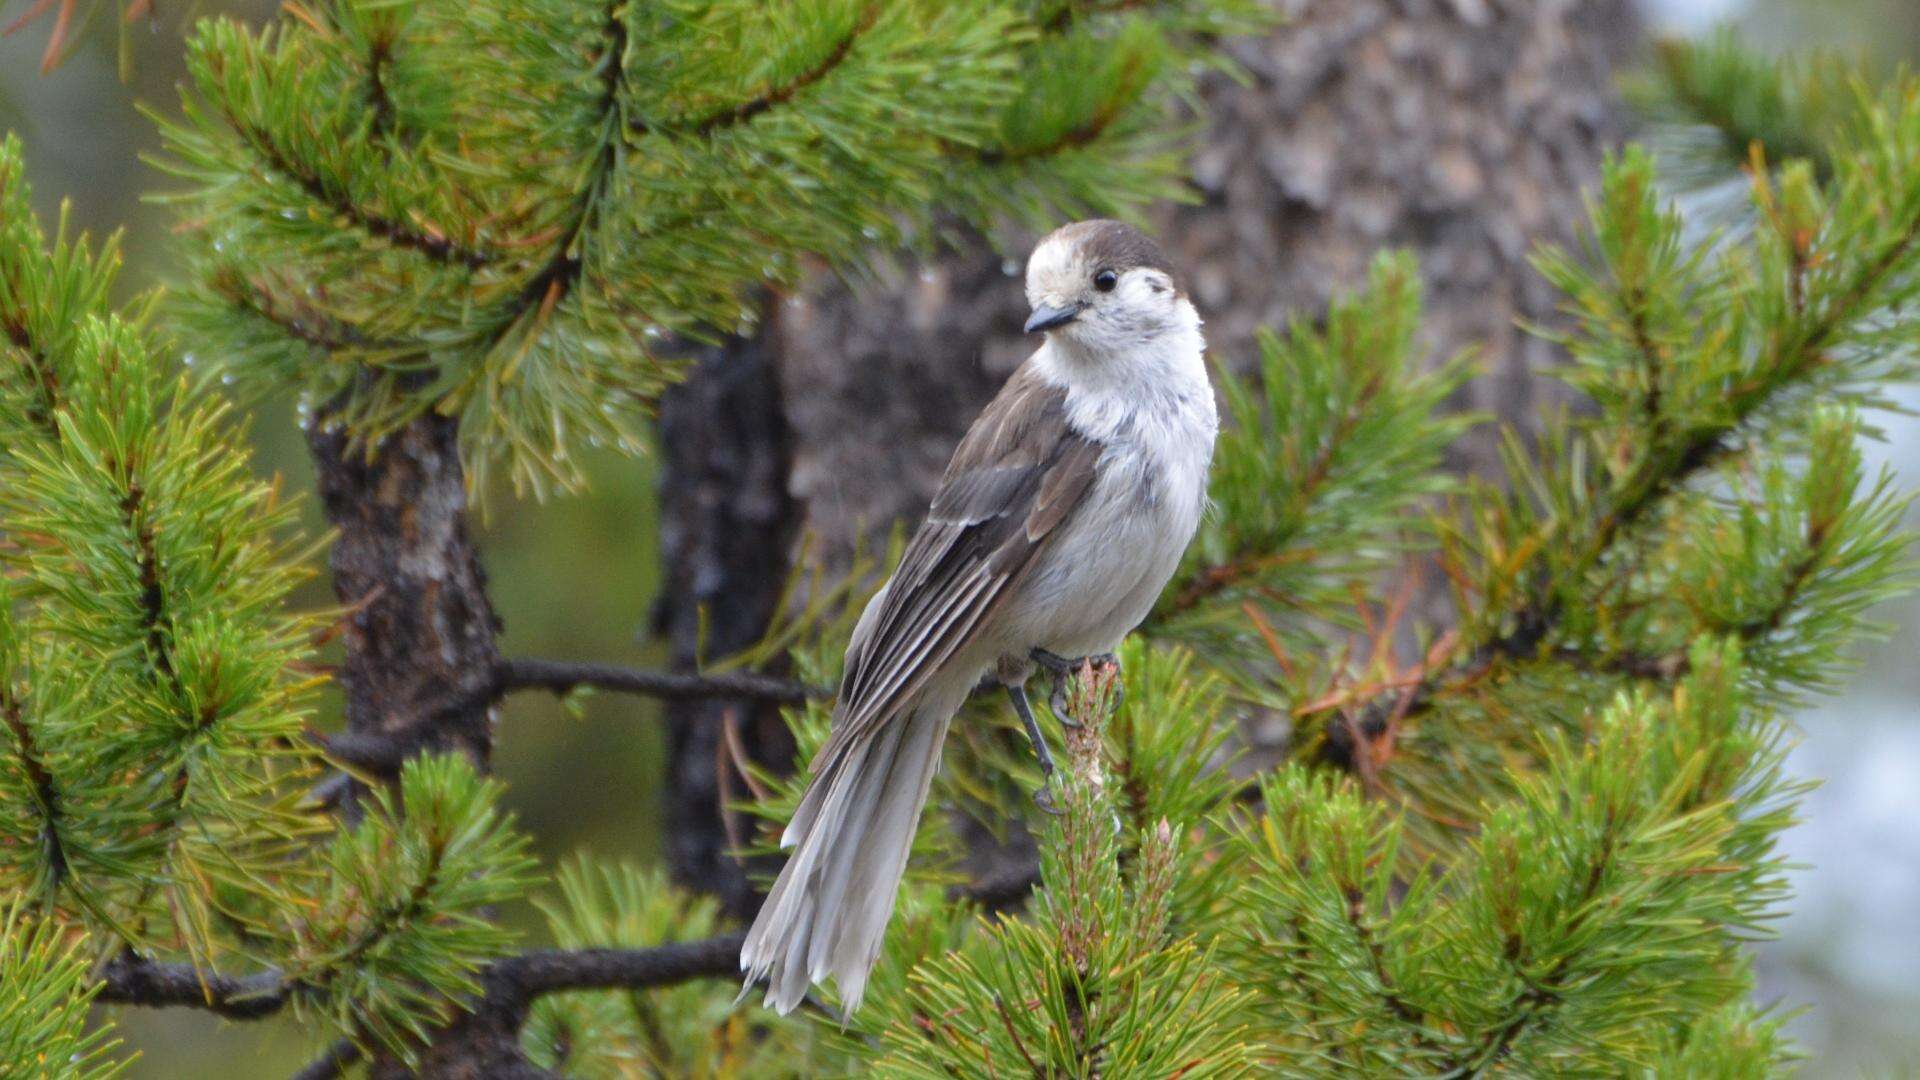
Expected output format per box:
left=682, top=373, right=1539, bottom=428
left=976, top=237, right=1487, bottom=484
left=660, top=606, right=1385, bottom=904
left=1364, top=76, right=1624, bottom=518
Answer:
left=3, top=17, right=1917, bottom=1080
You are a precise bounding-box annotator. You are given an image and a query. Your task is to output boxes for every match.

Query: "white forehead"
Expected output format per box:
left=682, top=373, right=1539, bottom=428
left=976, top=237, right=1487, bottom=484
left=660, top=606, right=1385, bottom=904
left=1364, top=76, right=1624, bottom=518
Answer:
left=1025, top=232, right=1089, bottom=297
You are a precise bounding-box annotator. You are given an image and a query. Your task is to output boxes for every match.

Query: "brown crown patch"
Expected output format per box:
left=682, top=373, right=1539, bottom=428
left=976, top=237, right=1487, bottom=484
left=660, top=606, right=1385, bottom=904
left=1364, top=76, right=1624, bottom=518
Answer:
left=1056, top=219, right=1175, bottom=279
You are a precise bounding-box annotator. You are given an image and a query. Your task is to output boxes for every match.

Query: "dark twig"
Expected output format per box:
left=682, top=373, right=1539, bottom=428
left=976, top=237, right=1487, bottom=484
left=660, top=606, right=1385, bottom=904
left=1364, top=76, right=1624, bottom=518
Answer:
left=93, top=953, right=291, bottom=1019
left=305, top=657, right=826, bottom=781
left=484, top=934, right=747, bottom=1011
left=92, top=935, right=746, bottom=1026
left=993, top=992, right=1045, bottom=1075
left=1, top=691, right=68, bottom=886
left=306, top=770, right=356, bottom=812
left=499, top=658, right=824, bottom=706
left=307, top=728, right=416, bottom=775
left=291, top=1038, right=361, bottom=1080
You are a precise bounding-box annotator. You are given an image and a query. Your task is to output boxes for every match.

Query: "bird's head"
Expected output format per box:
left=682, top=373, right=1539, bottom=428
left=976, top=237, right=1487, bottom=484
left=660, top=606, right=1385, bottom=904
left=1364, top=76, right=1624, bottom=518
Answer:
left=1022, top=219, right=1194, bottom=355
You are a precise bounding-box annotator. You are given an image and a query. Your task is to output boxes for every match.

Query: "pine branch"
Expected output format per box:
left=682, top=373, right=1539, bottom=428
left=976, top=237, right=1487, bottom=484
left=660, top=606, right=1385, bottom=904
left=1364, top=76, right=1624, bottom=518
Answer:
left=1320, top=144, right=1920, bottom=771
left=213, top=101, right=492, bottom=269
left=1436, top=849, right=1617, bottom=1077
left=1, top=313, right=61, bottom=440
left=1624, top=32, right=1849, bottom=193
left=0, top=905, right=123, bottom=1078
left=160, top=0, right=1266, bottom=492
left=3, top=135, right=321, bottom=955
left=0, top=688, right=68, bottom=887
left=488, top=0, right=626, bottom=354
left=640, top=7, right=879, bottom=138
left=209, top=269, right=394, bottom=352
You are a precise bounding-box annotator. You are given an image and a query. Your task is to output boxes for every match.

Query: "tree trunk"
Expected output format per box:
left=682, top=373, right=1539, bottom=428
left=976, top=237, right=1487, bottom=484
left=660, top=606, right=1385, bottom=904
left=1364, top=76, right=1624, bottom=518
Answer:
left=306, top=403, right=502, bottom=815
left=307, top=400, right=511, bottom=1074
left=651, top=329, right=800, bottom=920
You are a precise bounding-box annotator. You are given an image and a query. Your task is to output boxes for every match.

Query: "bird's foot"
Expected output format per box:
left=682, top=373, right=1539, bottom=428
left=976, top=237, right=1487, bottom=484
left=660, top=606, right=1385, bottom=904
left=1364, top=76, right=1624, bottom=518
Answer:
left=1029, top=647, right=1077, bottom=676
left=1032, top=649, right=1123, bottom=725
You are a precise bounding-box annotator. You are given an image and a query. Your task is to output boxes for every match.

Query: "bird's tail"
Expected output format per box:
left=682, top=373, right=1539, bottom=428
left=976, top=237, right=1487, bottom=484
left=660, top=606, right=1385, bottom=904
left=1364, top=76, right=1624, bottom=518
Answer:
left=739, top=675, right=967, bottom=1016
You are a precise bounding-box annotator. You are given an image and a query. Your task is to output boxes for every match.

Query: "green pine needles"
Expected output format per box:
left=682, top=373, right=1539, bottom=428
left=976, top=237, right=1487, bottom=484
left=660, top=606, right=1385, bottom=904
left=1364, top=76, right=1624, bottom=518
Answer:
left=5, top=16, right=1920, bottom=1079
left=154, top=0, right=1267, bottom=493
left=0, top=903, right=126, bottom=1078
left=1, top=133, right=545, bottom=1067
left=0, top=133, right=320, bottom=954
left=288, top=756, right=538, bottom=1053
left=1238, top=643, right=1801, bottom=1075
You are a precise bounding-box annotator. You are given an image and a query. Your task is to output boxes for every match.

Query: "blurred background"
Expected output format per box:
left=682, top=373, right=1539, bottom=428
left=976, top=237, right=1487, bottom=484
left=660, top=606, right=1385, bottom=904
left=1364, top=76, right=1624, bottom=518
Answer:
left=3, top=0, right=1917, bottom=1074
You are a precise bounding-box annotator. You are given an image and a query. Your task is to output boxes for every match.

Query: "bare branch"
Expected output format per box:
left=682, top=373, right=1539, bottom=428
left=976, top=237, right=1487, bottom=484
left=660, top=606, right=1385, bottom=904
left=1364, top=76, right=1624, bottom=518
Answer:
left=92, top=953, right=290, bottom=1020
left=484, top=933, right=747, bottom=1010
left=92, top=934, right=747, bottom=1027
left=499, top=657, right=824, bottom=706
left=306, top=657, right=826, bottom=783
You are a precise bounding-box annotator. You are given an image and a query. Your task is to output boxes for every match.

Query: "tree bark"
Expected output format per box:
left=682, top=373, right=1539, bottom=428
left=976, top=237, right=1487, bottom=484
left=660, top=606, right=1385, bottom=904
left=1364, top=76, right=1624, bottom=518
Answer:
left=651, top=329, right=800, bottom=920
left=306, top=398, right=507, bottom=1073
left=307, top=403, right=503, bottom=819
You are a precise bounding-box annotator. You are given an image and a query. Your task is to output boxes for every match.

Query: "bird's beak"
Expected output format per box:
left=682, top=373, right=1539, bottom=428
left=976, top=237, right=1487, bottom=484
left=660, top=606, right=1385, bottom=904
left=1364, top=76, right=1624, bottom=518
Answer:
left=1024, top=302, right=1083, bottom=334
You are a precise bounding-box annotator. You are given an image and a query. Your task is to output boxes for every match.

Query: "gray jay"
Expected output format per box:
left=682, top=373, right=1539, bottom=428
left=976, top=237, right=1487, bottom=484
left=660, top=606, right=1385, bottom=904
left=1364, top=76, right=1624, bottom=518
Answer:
left=739, top=220, right=1217, bottom=1016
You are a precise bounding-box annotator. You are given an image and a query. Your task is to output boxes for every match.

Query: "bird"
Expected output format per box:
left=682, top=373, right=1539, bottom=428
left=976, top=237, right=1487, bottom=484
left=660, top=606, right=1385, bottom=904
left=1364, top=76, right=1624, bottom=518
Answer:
left=739, top=219, right=1218, bottom=1017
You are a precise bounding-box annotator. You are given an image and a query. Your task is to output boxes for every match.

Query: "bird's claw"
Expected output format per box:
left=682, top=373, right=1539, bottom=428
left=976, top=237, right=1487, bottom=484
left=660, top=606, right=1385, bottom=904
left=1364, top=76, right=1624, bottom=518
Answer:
left=1033, top=649, right=1123, bottom=724
left=1049, top=680, right=1078, bottom=728
left=1033, top=782, right=1066, bottom=816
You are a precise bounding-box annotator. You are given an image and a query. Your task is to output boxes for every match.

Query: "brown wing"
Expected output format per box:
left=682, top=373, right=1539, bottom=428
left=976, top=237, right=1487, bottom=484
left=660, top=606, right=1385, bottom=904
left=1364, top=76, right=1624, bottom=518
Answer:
left=814, top=363, right=1101, bottom=773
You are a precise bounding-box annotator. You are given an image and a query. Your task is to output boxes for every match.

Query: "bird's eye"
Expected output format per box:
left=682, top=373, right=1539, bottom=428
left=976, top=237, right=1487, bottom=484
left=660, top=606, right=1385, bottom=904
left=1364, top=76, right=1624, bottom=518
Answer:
left=1094, top=269, right=1119, bottom=292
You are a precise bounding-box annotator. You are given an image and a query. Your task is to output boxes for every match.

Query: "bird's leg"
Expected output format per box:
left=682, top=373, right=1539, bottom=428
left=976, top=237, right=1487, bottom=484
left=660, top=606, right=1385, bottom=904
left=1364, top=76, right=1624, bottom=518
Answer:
left=1029, top=648, right=1124, bottom=724
left=1005, top=682, right=1064, bottom=816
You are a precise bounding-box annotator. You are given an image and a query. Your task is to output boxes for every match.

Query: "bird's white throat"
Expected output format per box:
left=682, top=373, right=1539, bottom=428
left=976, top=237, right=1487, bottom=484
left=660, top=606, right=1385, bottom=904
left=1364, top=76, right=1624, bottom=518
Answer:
left=1031, top=299, right=1211, bottom=448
